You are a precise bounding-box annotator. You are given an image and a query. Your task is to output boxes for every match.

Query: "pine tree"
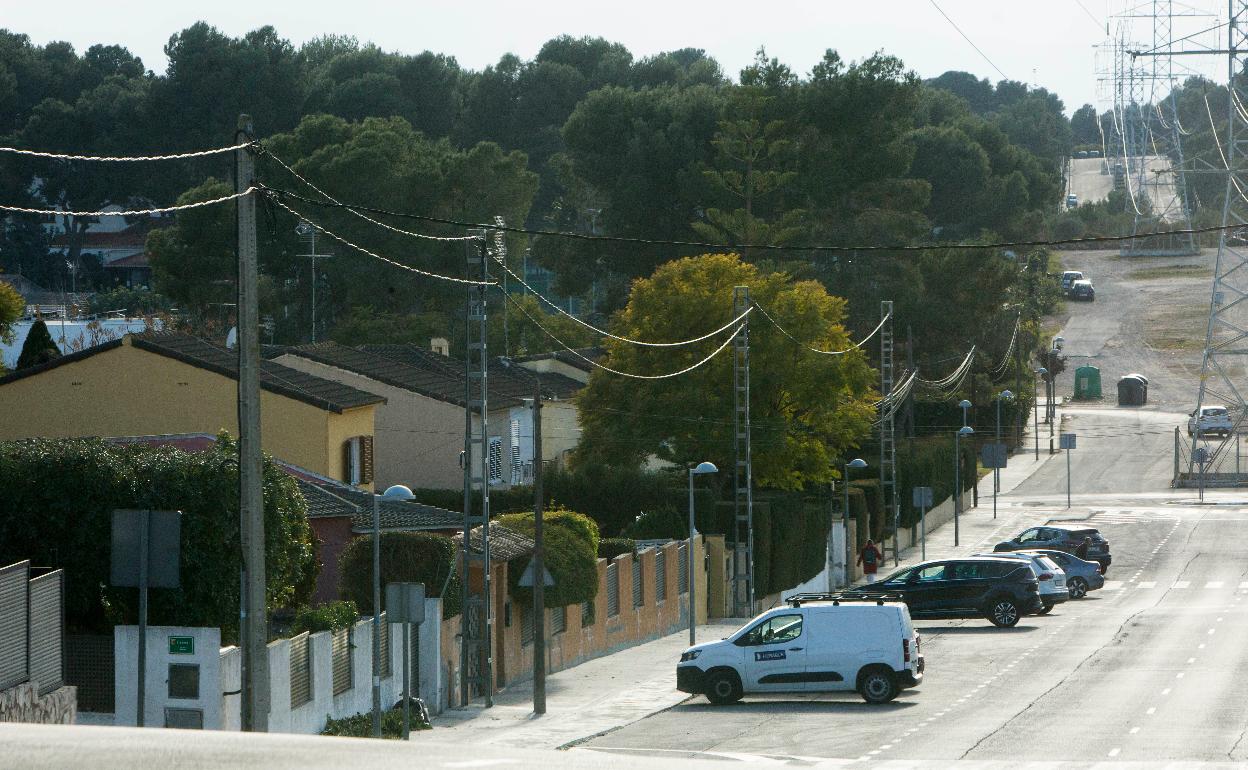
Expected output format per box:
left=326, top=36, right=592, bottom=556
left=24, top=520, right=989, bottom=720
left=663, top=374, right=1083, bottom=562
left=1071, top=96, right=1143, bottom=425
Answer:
left=16, top=319, right=61, bottom=370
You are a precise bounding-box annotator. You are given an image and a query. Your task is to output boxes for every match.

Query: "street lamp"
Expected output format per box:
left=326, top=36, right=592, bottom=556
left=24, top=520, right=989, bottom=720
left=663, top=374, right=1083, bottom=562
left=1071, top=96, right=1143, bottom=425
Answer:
left=843, top=458, right=868, bottom=586
left=1035, top=368, right=1047, bottom=460
left=993, top=391, right=1014, bottom=519
left=954, top=426, right=973, bottom=546
left=370, top=483, right=415, bottom=738
left=687, top=462, right=717, bottom=646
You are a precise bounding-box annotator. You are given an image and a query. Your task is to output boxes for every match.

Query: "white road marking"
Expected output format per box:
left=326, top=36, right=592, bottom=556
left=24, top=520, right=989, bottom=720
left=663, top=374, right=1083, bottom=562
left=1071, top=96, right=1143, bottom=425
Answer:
left=1130, top=727, right=1141, bottom=735
left=1199, top=644, right=1206, bottom=650
left=1176, top=673, right=1185, bottom=679
left=1146, top=707, right=1156, bottom=715
left=1207, top=581, right=1225, bottom=589
left=1188, top=657, right=1196, bottom=664
left=1174, top=581, right=1191, bottom=589
left=1240, top=581, right=1248, bottom=589
left=1162, top=688, right=1172, bottom=695
left=1109, top=748, right=1121, bottom=758
left=1139, top=581, right=1157, bottom=588
left=1209, top=628, right=1217, bottom=635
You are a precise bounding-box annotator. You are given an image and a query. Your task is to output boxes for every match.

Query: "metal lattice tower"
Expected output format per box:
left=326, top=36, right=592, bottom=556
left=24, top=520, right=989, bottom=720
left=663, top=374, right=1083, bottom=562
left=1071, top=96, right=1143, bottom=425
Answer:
left=878, top=301, right=899, bottom=566
left=461, top=230, right=493, bottom=707
left=731, top=286, right=754, bottom=618
left=1190, top=0, right=1248, bottom=478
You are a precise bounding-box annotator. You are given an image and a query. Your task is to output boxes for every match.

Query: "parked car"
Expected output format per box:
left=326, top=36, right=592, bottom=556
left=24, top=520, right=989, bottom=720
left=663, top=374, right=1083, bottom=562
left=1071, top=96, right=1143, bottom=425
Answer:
left=1066, top=193, right=1079, bottom=207
left=974, top=552, right=1068, bottom=613
left=1017, top=549, right=1105, bottom=599
left=1188, top=405, right=1234, bottom=437
left=676, top=598, right=923, bottom=705
left=846, top=557, right=1042, bottom=628
left=1090, top=149, right=1102, bottom=157
left=1075, top=150, right=1088, bottom=159
left=1061, top=270, right=1084, bottom=291
left=1070, top=279, right=1095, bottom=301
left=994, top=524, right=1112, bottom=573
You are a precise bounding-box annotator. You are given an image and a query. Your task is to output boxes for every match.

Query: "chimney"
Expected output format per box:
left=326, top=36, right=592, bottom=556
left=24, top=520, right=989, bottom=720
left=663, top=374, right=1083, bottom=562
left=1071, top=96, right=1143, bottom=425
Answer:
left=430, top=337, right=450, bottom=356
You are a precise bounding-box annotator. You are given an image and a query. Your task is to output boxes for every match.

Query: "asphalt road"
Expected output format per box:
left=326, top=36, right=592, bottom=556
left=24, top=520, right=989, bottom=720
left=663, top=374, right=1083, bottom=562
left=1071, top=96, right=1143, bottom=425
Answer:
left=1067, top=157, right=1113, bottom=207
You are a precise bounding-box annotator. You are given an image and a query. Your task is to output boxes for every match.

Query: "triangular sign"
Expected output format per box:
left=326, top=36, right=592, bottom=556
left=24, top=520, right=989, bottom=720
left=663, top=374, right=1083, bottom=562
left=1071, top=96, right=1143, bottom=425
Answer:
left=518, top=561, right=555, bottom=587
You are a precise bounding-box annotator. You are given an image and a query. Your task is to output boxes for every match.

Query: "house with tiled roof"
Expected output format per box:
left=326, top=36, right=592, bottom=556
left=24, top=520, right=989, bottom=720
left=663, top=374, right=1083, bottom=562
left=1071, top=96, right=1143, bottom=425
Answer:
left=0, top=333, right=384, bottom=489
left=272, top=342, right=585, bottom=491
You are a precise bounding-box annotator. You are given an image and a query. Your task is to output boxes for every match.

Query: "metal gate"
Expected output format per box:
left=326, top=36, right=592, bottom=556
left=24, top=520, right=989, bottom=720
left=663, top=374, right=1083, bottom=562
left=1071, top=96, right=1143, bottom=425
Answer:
left=632, top=557, right=643, bottom=607
left=65, top=635, right=114, bottom=712
left=655, top=550, right=667, bottom=601
left=0, top=561, right=29, bottom=690
left=289, top=632, right=312, bottom=707
left=331, top=626, right=352, bottom=696
left=28, top=570, right=64, bottom=695
left=606, top=563, right=620, bottom=617
left=677, top=544, right=688, bottom=594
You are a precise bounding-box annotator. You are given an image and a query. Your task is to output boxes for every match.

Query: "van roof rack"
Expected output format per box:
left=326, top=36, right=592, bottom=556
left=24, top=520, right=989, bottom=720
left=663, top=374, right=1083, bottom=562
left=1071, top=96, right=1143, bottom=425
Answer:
left=784, top=592, right=906, bottom=607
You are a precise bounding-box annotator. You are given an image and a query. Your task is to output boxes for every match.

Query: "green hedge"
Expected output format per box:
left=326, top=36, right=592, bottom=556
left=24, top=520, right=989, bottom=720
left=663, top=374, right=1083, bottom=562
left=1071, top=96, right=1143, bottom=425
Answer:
left=598, top=538, right=637, bottom=560
left=544, top=465, right=715, bottom=537
left=338, top=532, right=461, bottom=619
left=0, top=436, right=316, bottom=640
left=291, top=601, right=358, bottom=635
left=710, top=493, right=829, bottom=597
left=895, top=436, right=978, bottom=529
left=499, top=509, right=599, bottom=607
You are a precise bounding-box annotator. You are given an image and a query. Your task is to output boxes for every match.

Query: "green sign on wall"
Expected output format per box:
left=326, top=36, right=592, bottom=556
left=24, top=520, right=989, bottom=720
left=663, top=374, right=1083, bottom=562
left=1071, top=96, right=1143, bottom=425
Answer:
left=168, top=636, right=194, bottom=655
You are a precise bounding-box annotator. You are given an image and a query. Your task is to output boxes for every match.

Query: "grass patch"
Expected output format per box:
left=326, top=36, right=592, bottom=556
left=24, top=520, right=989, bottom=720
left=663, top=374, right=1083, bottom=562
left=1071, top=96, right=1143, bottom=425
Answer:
left=321, top=709, right=431, bottom=739
left=1127, top=264, right=1212, bottom=281
left=1144, top=302, right=1208, bottom=351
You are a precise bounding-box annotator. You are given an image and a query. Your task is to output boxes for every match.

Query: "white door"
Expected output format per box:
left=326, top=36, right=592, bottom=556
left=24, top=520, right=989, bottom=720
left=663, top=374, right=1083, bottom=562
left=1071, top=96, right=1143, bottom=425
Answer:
left=738, top=613, right=808, bottom=692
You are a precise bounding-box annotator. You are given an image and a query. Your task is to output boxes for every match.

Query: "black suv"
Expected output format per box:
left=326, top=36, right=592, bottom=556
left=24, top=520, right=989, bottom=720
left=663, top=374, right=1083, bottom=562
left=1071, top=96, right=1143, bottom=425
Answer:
left=846, top=557, right=1041, bottom=628
left=993, top=524, right=1111, bottom=573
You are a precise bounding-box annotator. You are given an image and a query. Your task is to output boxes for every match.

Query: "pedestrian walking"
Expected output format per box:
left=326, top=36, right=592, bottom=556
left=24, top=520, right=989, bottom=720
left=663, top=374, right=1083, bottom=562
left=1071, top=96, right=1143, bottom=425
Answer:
left=1075, top=536, right=1091, bottom=560
left=857, top=539, right=883, bottom=583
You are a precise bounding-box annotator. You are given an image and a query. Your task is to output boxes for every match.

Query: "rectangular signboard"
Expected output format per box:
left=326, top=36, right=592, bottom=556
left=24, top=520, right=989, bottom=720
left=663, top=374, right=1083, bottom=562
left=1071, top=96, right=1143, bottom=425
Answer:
left=1060, top=433, right=1077, bottom=450
left=912, top=487, right=933, bottom=508
left=168, top=636, right=194, bottom=655
left=981, top=443, right=1008, bottom=469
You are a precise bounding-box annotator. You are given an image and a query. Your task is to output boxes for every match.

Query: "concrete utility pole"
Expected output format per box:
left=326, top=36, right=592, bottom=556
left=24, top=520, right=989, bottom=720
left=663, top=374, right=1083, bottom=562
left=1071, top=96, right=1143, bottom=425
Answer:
left=531, top=385, right=546, bottom=715
left=236, top=115, right=269, bottom=732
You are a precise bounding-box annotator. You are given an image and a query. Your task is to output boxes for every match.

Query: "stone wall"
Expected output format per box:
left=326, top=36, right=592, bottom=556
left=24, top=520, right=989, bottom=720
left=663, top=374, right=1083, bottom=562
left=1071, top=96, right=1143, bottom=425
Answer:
left=0, top=682, right=76, bottom=724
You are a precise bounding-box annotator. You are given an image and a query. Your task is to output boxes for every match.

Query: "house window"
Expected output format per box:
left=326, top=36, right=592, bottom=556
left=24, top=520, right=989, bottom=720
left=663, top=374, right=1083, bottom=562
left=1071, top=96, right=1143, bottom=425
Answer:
left=343, top=436, right=374, bottom=485
left=488, top=436, right=503, bottom=485
left=510, top=419, right=523, bottom=485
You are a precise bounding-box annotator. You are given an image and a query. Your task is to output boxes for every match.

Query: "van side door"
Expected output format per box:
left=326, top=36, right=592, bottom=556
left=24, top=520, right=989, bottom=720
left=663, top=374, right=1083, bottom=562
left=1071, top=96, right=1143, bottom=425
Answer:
left=801, top=610, right=855, bottom=692
left=735, top=612, right=809, bottom=692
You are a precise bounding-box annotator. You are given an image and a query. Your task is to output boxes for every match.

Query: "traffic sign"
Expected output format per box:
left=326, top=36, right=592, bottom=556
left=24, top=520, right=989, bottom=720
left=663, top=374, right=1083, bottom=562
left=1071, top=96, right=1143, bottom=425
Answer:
left=519, top=561, right=555, bottom=587
left=385, top=582, right=426, bottom=625
left=1060, top=433, right=1077, bottom=450
left=981, top=443, right=1008, bottom=468
left=912, top=487, right=933, bottom=508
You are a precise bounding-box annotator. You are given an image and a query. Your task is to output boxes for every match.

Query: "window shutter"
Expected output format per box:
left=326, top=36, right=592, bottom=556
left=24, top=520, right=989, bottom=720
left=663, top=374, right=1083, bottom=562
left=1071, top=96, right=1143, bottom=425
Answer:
left=360, top=435, right=374, bottom=484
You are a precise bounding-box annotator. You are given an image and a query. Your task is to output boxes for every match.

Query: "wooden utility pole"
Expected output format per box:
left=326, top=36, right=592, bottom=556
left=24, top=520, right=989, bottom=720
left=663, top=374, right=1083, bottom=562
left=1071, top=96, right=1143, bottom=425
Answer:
left=236, top=115, right=269, bottom=731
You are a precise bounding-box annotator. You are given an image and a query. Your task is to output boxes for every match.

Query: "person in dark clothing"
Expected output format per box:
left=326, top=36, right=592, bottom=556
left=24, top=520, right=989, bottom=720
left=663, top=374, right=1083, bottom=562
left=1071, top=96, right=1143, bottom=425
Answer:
left=857, top=539, right=884, bottom=583
left=1075, top=537, right=1091, bottom=560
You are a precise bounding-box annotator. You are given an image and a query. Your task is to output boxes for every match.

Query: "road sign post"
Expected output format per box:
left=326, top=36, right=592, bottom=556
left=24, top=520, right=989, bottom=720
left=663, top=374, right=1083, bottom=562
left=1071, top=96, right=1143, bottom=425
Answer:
left=111, top=509, right=181, bottom=728
left=912, top=487, right=933, bottom=560
left=1060, top=434, right=1077, bottom=508
left=1194, top=446, right=1210, bottom=502
left=385, top=582, right=426, bottom=739
left=981, top=443, right=1007, bottom=520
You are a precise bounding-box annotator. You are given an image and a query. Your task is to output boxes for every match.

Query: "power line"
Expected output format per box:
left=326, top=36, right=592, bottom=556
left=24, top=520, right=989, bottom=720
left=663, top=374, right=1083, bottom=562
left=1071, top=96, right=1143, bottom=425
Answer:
left=264, top=183, right=1248, bottom=255
left=928, top=0, right=1009, bottom=81
left=0, top=188, right=257, bottom=218
left=0, top=141, right=254, bottom=163
left=754, top=304, right=889, bottom=356
left=1071, top=0, right=1104, bottom=34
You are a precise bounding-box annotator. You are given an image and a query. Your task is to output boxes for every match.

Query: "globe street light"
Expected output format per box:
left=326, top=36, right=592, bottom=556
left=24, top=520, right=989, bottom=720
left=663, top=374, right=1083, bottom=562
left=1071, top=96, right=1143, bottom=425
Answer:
left=1035, top=368, right=1047, bottom=460
left=994, top=390, right=1014, bottom=519
left=371, top=483, right=415, bottom=738
left=843, top=458, right=868, bottom=586
left=687, top=461, right=717, bottom=646
left=954, top=426, right=974, bottom=546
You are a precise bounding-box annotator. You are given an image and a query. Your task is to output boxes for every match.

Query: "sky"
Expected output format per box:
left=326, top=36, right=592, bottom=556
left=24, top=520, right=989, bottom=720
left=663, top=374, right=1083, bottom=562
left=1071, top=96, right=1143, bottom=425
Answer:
left=2, top=1, right=1230, bottom=114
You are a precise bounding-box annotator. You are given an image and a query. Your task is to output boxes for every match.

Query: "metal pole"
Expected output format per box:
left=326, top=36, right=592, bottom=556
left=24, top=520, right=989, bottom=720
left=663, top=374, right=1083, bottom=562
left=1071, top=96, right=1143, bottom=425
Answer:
left=1034, top=378, right=1040, bottom=460
left=532, top=388, right=546, bottom=715
left=137, top=509, right=148, bottom=728
left=372, top=494, right=381, bottom=737
left=236, top=115, right=269, bottom=732
left=402, top=621, right=410, bottom=739
left=1066, top=446, right=1072, bottom=509
left=954, top=430, right=961, bottom=547
left=687, top=469, right=697, bottom=646
left=843, top=470, right=852, bottom=586
left=310, top=244, right=317, bottom=344
left=920, top=503, right=927, bottom=560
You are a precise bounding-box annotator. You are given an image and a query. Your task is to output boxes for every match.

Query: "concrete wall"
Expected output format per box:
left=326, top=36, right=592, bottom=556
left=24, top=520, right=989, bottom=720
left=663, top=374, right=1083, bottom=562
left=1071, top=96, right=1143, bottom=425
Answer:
left=0, top=337, right=376, bottom=488
left=0, top=682, right=76, bottom=724
left=114, top=626, right=221, bottom=729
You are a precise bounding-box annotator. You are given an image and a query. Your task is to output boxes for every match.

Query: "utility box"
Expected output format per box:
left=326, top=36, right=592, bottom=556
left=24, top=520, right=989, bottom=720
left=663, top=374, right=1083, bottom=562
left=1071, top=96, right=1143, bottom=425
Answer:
left=1073, top=365, right=1102, bottom=400
left=115, top=626, right=221, bottom=729
left=1117, top=375, right=1147, bottom=406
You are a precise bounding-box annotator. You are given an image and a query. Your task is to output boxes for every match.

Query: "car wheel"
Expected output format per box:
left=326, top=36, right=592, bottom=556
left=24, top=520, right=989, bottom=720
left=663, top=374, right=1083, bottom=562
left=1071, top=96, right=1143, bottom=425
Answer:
left=859, top=667, right=898, bottom=704
left=1038, top=599, right=1054, bottom=615
left=1068, top=577, right=1089, bottom=599
left=705, top=670, right=742, bottom=705
left=986, top=598, right=1021, bottom=627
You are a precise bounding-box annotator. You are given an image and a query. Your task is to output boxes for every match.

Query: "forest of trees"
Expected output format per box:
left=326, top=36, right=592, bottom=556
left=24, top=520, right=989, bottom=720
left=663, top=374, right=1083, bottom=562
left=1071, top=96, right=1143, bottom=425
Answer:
left=0, top=25, right=1074, bottom=371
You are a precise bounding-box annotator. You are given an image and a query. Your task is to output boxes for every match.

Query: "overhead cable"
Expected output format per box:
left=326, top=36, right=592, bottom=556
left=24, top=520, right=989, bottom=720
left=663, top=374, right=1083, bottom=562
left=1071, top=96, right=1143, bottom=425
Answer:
left=990, top=316, right=1021, bottom=377
left=264, top=184, right=1248, bottom=255
left=928, top=0, right=1009, bottom=81
left=258, top=149, right=480, bottom=243
left=502, top=291, right=740, bottom=380
left=0, top=141, right=255, bottom=162
left=496, top=261, right=750, bottom=347
left=0, top=188, right=257, bottom=218
left=754, top=303, right=889, bottom=356
left=267, top=195, right=496, bottom=286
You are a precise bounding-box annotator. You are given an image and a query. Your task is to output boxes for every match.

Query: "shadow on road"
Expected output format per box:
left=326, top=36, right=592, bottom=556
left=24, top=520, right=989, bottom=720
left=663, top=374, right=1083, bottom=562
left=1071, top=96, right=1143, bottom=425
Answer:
left=915, top=623, right=1042, bottom=634
left=673, top=698, right=919, bottom=713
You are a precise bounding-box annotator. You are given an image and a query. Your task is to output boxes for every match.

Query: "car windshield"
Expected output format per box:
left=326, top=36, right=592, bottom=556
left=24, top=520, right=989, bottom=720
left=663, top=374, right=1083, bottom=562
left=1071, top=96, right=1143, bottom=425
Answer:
left=880, top=566, right=915, bottom=584
left=1036, top=556, right=1061, bottom=572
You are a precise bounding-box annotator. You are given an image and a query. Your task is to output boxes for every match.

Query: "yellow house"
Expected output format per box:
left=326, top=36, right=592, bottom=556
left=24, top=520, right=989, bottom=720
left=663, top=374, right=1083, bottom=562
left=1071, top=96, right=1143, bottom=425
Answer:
left=0, top=333, right=384, bottom=489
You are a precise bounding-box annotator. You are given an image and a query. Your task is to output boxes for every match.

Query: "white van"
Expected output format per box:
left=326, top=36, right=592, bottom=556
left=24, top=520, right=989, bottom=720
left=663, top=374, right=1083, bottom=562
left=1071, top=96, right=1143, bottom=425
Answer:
left=676, top=596, right=923, bottom=705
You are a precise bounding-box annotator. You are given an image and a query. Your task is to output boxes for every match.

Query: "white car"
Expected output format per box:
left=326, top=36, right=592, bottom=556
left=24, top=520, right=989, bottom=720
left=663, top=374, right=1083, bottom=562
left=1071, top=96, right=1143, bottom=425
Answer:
left=676, top=598, right=923, bottom=705
left=1188, top=405, right=1234, bottom=437
left=975, top=552, right=1068, bottom=614
left=1060, top=270, right=1084, bottom=291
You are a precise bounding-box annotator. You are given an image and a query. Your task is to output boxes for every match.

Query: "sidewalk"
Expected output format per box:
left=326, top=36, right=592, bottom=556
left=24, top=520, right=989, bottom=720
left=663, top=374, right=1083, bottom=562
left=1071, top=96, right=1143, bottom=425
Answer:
left=432, top=406, right=1067, bottom=748
left=432, top=619, right=740, bottom=749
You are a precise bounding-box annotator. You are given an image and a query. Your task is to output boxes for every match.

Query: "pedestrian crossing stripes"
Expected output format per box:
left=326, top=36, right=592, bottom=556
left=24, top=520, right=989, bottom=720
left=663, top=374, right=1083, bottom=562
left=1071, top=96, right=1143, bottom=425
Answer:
left=1082, top=509, right=1180, bottom=525
left=1103, top=579, right=1247, bottom=591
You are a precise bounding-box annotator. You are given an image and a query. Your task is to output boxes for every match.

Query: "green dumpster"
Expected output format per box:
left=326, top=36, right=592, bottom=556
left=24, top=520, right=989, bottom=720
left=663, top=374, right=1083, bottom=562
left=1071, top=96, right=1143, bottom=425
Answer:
left=1073, top=365, right=1102, bottom=400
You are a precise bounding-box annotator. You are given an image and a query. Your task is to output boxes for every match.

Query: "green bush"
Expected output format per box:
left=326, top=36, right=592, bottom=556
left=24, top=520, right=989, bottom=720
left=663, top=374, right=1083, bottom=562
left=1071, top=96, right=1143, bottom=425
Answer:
left=620, top=506, right=683, bottom=539
left=544, top=465, right=710, bottom=537
left=598, top=538, right=636, bottom=560
left=499, top=508, right=600, bottom=607
left=320, top=709, right=430, bottom=738
left=895, top=436, right=978, bottom=529
left=851, top=479, right=886, bottom=540
left=291, top=600, right=358, bottom=635
left=402, top=486, right=534, bottom=516
left=0, top=435, right=317, bottom=640
left=87, top=287, right=171, bottom=317
left=338, top=532, right=461, bottom=619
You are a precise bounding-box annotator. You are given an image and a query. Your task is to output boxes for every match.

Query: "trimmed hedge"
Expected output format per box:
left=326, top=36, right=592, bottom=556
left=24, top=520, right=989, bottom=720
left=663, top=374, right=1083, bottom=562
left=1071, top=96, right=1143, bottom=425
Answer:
left=896, top=436, right=978, bottom=529
left=710, top=493, right=829, bottom=597
left=598, top=538, right=637, bottom=560
left=499, top=509, right=599, bottom=607
left=291, top=600, right=358, bottom=635
left=544, top=465, right=715, bottom=537
left=338, top=532, right=461, bottom=619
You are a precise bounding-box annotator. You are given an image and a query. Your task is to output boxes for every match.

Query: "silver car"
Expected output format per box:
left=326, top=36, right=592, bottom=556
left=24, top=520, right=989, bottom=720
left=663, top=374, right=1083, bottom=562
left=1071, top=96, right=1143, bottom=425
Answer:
left=1019, top=549, right=1105, bottom=599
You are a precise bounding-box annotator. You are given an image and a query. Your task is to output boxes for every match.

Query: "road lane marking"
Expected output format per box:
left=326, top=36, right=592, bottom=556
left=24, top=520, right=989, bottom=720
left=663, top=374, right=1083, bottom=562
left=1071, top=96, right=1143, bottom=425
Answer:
left=1162, top=688, right=1172, bottom=695
left=1147, top=707, right=1156, bottom=715
left=1109, top=748, right=1121, bottom=757
left=1188, top=657, right=1196, bottom=664
left=1240, top=581, right=1248, bottom=589
left=1130, top=727, right=1141, bottom=735
left=1207, top=581, right=1225, bottom=589
left=1176, top=673, right=1185, bottom=679
left=1199, top=644, right=1206, bottom=649
left=1209, top=628, right=1217, bottom=635
left=1174, top=581, right=1191, bottom=589
left=1139, top=581, right=1157, bottom=588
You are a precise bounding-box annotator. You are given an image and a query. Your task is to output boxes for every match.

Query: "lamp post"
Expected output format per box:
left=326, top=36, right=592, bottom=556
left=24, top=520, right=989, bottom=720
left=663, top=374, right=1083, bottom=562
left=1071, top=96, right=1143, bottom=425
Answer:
left=843, top=458, right=868, bottom=586
left=994, top=390, right=1013, bottom=519
left=687, top=462, right=717, bottom=646
left=371, top=483, right=415, bottom=738
left=954, top=426, right=973, bottom=546
left=1035, top=368, right=1046, bottom=460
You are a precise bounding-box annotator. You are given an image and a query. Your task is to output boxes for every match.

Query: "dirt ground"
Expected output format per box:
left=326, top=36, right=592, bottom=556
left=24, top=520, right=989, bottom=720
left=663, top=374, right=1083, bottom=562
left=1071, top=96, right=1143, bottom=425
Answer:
left=1050, top=247, right=1217, bottom=410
